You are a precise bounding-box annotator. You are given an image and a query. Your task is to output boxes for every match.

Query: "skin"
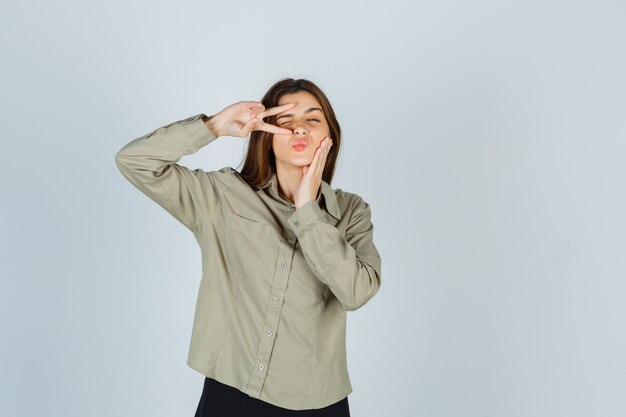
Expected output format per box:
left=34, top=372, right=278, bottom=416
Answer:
left=203, top=92, right=333, bottom=208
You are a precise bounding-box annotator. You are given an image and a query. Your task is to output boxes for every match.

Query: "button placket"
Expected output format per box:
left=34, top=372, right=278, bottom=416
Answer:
left=246, top=243, right=296, bottom=398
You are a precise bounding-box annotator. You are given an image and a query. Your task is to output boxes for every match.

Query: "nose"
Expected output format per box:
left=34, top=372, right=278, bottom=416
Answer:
left=293, top=125, right=307, bottom=135
left=289, top=119, right=308, bottom=135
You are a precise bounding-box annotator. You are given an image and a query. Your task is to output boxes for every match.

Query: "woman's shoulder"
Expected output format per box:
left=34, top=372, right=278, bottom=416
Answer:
left=333, top=187, right=373, bottom=217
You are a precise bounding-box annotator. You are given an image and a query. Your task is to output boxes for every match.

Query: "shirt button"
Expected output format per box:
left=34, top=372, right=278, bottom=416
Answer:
left=294, top=221, right=300, bottom=227
left=281, top=262, right=287, bottom=268
left=290, top=206, right=296, bottom=212
left=258, top=364, right=264, bottom=370
left=273, top=297, right=279, bottom=304
left=266, top=331, right=273, bottom=337
left=288, top=236, right=294, bottom=242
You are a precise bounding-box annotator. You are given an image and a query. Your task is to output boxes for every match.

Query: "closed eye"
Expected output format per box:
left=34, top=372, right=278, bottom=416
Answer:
left=280, top=119, right=321, bottom=126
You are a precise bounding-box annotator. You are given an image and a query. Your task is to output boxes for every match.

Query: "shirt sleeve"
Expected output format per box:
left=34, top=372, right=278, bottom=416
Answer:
left=287, top=195, right=382, bottom=311
left=114, top=113, right=222, bottom=233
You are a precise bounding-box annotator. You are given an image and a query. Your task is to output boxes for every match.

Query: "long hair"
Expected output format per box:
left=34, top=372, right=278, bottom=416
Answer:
left=237, top=78, right=341, bottom=190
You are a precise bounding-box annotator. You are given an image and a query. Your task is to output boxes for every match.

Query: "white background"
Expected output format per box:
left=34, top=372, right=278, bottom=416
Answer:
left=1, top=1, right=625, bottom=416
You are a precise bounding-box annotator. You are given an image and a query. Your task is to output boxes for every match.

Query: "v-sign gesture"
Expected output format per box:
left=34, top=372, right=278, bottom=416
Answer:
left=204, top=101, right=297, bottom=138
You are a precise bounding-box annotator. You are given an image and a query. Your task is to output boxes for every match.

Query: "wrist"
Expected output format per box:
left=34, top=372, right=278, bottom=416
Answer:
left=202, top=114, right=221, bottom=137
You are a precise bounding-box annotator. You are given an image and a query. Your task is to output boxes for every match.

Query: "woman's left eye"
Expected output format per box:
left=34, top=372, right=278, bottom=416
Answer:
left=308, top=119, right=320, bottom=122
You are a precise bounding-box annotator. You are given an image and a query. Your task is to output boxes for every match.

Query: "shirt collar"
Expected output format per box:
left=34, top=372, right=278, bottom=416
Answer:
left=260, top=172, right=342, bottom=221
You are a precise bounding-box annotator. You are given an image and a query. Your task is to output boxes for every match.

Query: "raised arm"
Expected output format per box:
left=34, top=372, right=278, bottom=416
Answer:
left=114, top=101, right=297, bottom=233
left=114, top=114, right=223, bottom=232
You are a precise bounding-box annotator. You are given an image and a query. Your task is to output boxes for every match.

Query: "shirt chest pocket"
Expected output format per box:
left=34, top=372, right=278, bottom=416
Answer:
left=223, top=211, right=273, bottom=281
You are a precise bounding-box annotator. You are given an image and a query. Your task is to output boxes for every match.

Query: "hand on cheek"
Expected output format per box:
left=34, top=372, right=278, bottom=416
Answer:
left=293, top=136, right=333, bottom=209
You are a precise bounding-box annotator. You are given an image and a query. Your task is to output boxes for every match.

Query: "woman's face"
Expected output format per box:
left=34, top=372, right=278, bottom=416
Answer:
left=272, top=91, right=330, bottom=170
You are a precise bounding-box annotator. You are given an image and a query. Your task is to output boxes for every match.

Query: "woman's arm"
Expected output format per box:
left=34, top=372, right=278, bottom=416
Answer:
left=114, top=102, right=296, bottom=233
left=114, top=114, right=223, bottom=232
left=287, top=195, right=382, bottom=312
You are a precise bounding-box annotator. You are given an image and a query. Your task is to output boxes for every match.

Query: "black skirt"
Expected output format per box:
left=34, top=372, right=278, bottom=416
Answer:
left=194, top=377, right=351, bottom=417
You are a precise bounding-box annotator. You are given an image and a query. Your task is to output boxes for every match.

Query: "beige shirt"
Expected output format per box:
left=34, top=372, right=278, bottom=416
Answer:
left=114, top=113, right=382, bottom=410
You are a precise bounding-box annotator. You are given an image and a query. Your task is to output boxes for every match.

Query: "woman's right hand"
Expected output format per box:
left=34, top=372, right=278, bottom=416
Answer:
left=203, top=101, right=297, bottom=138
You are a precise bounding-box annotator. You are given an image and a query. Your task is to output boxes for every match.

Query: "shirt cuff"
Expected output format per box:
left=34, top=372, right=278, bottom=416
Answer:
left=182, top=113, right=217, bottom=147
left=288, top=199, right=324, bottom=233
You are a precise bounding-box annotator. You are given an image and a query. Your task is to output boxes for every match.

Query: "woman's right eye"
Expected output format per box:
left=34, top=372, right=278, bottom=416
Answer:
left=280, top=119, right=320, bottom=126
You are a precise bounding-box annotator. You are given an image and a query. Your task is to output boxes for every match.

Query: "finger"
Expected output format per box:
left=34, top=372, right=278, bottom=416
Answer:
left=240, top=117, right=258, bottom=137
left=241, top=102, right=264, bottom=119
left=314, top=137, right=331, bottom=177
left=242, top=101, right=264, bottom=109
left=257, top=102, right=297, bottom=119
left=307, top=142, right=323, bottom=178
left=313, top=142, right=326, bottom=177
left=257, top=121, right=293, bottom=135
left=249, top=105, right=266, bottom=119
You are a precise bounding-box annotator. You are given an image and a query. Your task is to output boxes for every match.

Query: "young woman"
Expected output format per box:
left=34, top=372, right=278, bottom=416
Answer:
left=115, top=78, right=382, bottom=417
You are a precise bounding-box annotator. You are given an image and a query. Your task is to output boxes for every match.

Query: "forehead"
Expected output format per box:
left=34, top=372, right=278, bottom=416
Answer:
left=277, top=91, right=320, bottom=107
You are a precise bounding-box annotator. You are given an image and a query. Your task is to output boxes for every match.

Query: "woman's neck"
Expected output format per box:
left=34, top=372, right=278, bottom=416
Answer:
left=275, top=165, right=303, bottom=204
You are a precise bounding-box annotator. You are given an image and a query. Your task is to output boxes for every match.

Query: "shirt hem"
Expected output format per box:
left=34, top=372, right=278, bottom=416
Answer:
left=187, top=359, right=352, bottom=411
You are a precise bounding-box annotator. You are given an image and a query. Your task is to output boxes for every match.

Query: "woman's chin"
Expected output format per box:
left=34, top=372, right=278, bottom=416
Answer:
left=289, top=156, right=313, bottom=167
left=276, top=155, right=313, bottom=169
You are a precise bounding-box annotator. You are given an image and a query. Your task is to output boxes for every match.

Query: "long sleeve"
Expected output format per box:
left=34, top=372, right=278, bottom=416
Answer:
left=114, top=113, right=222, bottom=233
left=287, top=195, right=382, bottom=311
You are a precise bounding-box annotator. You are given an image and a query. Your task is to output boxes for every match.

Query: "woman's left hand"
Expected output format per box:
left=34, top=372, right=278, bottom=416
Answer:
left=293, top=136, right=333, bottom=209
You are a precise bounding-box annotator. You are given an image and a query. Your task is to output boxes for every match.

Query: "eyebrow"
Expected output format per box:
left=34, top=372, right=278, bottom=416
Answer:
left=275, top=107, right=323, bottom=121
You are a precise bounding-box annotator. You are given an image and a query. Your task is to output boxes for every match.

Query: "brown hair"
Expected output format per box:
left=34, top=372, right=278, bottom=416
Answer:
left=237, top=78, right=341, bottom=190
